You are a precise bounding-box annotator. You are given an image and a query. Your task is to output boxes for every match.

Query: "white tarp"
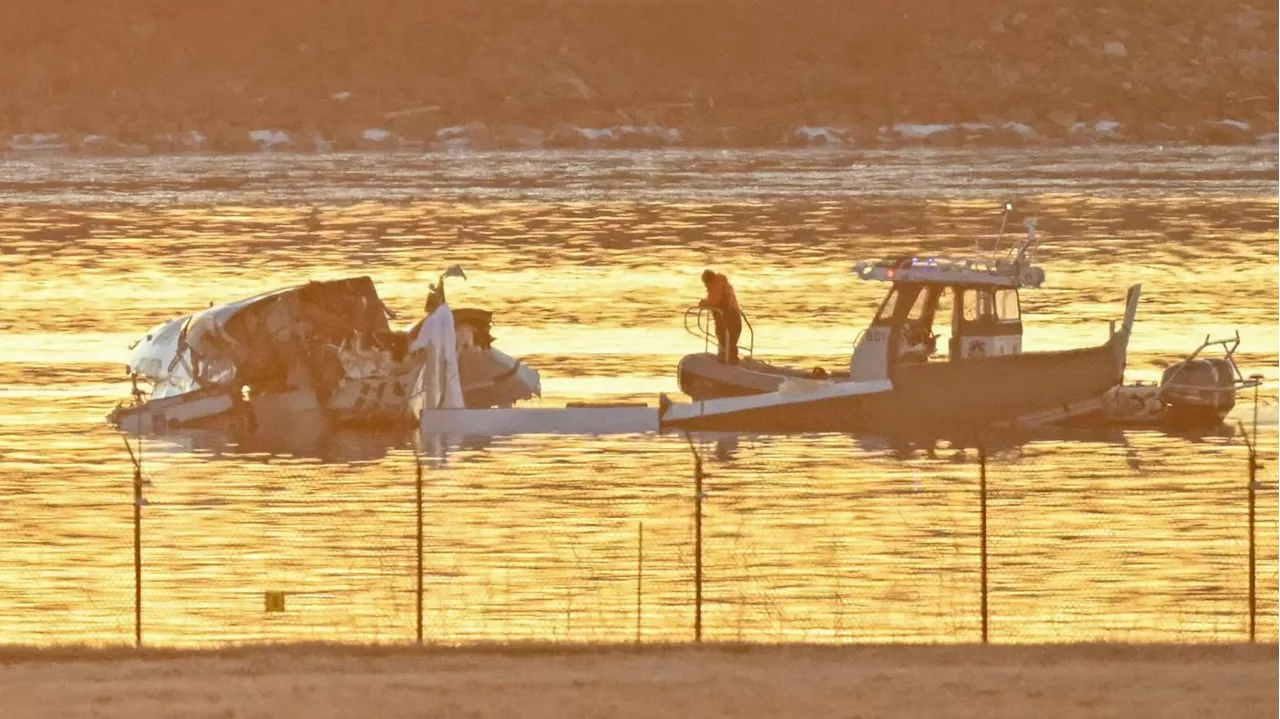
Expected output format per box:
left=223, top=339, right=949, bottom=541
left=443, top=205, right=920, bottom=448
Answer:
left=408, top=303, right=465, bottom=419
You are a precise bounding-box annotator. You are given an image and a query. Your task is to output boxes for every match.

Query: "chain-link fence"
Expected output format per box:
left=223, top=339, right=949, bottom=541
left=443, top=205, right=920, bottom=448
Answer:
left=1, top=431, right=1275, bottom=647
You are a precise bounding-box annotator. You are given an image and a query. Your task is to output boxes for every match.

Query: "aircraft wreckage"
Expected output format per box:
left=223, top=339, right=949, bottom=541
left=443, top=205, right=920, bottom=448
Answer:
left=109, top=267, right=541, bottom=437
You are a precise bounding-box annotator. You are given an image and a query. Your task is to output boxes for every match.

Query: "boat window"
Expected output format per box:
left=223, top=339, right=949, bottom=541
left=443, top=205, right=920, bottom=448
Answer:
left=962, top=288, right=996, bottom=321
left=995, top=289, right=1020, bottom=321
left=934, top=287, right=954, bottom=334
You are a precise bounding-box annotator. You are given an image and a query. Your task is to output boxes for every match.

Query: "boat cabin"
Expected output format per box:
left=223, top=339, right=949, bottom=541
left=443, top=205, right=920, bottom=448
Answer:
left=847, top=233, right=1046, bottom=382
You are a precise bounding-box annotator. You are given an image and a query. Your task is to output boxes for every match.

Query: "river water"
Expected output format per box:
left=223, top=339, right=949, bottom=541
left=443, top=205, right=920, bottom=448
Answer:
left=0, top=146, right=1276, bottom=646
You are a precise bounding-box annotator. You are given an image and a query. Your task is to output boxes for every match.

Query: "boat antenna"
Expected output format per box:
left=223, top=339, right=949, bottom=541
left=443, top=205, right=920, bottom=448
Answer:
left=990, top=201, right=1014, bottom=257
left=1010, top=217, right=1038, bottom=263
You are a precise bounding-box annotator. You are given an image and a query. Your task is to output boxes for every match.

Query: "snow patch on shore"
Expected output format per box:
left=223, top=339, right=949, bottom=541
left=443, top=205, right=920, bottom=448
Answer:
left=792, top=126, right=850, bottom=145
left=250, top=129, right=291, bottom=149
left=576, top=125, right=682, bottom=145
left=8, top=133, right=69, bottom=152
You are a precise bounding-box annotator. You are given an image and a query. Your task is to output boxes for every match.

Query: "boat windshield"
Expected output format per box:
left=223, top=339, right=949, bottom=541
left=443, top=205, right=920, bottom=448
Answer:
left=874, top=284, right=930, bottom=324
left=906, top=290, right=930, bottom=321
left=873, top=288, right=903, bottom=323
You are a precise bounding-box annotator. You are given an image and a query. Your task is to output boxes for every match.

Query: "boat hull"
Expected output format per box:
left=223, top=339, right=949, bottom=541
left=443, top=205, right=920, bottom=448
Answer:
left=663, top=336, right=1126, bottom=435
left=660, top=379, right=891, bottom=432
left=875, top=336, right=1125, bottom=435
left=677, top=353, right=843, bottom=399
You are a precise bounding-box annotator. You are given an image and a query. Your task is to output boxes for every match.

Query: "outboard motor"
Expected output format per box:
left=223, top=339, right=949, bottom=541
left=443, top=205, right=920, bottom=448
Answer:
left=1159, top=357, right=1237, bottom=428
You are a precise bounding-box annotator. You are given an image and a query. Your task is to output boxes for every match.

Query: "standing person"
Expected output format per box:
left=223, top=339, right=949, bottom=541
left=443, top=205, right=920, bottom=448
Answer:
left=699, top=269, right=743, bottom=364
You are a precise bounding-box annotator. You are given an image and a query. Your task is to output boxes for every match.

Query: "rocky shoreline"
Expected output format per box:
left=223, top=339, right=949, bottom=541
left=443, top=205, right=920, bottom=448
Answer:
left=5, top=117, right=1276, bottom=156
left=1, top=0, right=1275, bottom=155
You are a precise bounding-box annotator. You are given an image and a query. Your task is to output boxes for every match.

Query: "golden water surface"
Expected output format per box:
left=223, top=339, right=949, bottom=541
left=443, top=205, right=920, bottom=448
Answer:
left=0, top=147, right=1276, bottom=646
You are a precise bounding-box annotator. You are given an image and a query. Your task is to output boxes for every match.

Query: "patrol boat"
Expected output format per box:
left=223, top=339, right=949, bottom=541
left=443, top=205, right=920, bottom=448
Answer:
left=662, top=219, right=1141, bottom=434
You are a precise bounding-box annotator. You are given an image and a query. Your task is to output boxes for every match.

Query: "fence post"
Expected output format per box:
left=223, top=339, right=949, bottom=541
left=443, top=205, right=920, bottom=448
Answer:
left=1246, top=380, right=1261, bottom=643
left=1248, top=447, right=1256, bottom=644
left=413, top=443, right=424, bottom=645
left=123, top=436, right=143, bottom=648
left=636, top=521, right=644, bottom=644
left=686, top=434, right=704, bottom=643
left=979, top=441, right=989, bottom=645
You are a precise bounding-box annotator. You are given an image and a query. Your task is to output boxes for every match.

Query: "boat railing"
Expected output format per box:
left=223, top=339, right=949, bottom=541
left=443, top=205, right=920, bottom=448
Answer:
left=684, top=306, right=755, bottom=359
left=1157, top=331, right=1263, bottom=395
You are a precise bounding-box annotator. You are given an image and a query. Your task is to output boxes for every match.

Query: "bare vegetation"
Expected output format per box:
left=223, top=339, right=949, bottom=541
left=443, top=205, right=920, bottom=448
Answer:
left=0, top=0, right=1275, bottom=151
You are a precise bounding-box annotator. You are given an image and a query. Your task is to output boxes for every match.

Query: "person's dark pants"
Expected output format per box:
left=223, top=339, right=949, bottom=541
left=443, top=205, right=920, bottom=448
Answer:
left=713, top=310, right=743, bottom=364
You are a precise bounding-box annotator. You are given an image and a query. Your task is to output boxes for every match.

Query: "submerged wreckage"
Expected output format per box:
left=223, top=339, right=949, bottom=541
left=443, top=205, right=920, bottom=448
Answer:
left=109, top=268, right=541, bottom=436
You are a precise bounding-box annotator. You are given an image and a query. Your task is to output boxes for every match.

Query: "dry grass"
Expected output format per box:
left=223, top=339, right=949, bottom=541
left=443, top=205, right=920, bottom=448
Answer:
left=0, top=643, right=1274, bottom=718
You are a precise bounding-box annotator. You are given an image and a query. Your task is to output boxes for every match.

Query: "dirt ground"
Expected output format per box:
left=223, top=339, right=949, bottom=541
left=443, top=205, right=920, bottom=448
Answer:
left=0, top=643, right=1274, bottom=719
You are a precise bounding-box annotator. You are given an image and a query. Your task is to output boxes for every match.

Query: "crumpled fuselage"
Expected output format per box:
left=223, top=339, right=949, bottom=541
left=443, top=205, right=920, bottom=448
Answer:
left=114, top=276, right=540, bottom=435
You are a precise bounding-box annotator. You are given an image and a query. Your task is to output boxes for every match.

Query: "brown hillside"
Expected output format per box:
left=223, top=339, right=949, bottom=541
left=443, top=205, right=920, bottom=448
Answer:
left=0, top=0, right=1275, bottom=151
